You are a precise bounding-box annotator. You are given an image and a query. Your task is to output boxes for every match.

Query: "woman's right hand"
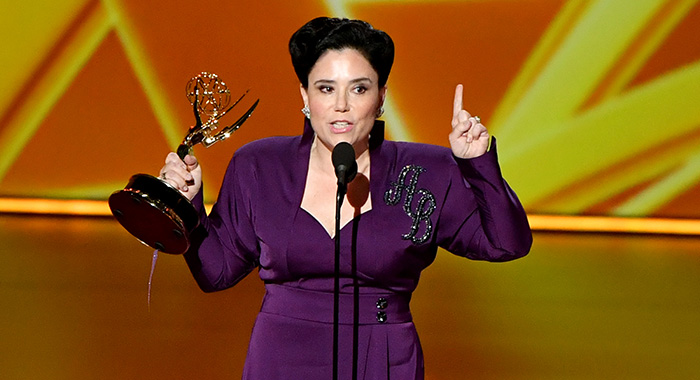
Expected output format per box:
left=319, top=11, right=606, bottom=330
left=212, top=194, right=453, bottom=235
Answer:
left=159, top=152, right=202, bottom=201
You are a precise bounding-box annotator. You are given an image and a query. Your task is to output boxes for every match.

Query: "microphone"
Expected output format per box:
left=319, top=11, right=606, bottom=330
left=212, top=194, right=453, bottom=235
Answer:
left=332, top=142, right=358, bottom=187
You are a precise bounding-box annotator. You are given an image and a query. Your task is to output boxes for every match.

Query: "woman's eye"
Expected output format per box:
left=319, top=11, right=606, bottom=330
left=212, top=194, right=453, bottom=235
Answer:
left=353, top=86, right=367, bottom=94
left=319, top=86, right=333, bottom=93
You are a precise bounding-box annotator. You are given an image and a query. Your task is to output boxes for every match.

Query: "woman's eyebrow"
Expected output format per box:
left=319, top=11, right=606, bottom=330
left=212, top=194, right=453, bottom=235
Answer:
left=313, top=77, right=374, bottom=86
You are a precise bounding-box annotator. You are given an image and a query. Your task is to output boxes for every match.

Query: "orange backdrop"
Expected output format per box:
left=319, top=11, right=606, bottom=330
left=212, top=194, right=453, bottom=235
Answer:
left=2, top=0, right=700, bottom=218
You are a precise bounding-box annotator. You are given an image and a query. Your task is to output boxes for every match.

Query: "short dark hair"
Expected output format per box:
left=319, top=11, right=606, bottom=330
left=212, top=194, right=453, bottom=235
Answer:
left=289, top=17, right=395, bottom=88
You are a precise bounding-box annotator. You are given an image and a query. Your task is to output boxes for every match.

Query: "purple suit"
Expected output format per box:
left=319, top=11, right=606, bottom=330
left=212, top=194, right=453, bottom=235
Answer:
left=184, top=120, right=532, bottom=379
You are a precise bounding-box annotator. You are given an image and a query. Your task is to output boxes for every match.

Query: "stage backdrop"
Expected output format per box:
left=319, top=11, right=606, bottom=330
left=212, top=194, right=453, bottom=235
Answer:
left=2, top=0, right=700, bottom=218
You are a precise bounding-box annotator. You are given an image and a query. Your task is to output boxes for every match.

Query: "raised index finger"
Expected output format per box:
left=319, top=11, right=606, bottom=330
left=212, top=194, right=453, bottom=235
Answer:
left=453, top=84, right=464, bottom=118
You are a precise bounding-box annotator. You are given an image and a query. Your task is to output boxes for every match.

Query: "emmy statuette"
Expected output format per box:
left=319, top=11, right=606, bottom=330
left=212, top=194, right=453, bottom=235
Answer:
left=109, top=72, right=259, bottom=254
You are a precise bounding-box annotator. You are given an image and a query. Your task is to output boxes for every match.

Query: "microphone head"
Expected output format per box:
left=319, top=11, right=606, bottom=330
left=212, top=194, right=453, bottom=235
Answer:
left=332, top=142, right=358, bottom=185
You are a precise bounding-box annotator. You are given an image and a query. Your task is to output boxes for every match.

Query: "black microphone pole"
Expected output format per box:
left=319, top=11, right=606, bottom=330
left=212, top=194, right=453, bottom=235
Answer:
left=331, top=142, right=357, bottom=380
left=333, top=177, right=345, bottom=380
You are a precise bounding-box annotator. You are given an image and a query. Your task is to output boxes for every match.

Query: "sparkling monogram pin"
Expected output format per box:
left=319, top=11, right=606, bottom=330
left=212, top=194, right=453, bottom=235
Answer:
left=384, top=165, right=436, bottom=244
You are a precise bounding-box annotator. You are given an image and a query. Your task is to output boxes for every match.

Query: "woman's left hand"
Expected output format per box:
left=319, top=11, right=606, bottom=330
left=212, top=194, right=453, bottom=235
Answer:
left=449, top=84, right=489, bottom=159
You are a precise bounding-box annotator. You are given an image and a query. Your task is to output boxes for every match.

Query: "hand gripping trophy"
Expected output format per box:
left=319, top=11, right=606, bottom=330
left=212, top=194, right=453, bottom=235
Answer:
left=109, top=72, right=259, bottom=255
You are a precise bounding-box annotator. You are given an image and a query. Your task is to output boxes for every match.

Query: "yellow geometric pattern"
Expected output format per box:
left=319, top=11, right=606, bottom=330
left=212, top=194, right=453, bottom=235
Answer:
left=0, top=0, right=181, bottom=184
left=492, top=0, right=700, bottom=216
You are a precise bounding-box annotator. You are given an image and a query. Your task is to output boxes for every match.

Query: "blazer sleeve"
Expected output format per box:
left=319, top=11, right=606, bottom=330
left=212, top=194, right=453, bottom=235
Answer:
left=436, top=138, right=532, bottom=261
left=183, top=153, right=260, bottom=292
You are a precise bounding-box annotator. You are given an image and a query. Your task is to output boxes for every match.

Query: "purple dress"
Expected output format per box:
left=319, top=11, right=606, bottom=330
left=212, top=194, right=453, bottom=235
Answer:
left=184, top=120, right=532, bottom=379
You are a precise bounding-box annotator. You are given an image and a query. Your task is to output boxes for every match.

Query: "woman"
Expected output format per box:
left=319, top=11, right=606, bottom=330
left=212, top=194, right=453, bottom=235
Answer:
left=160, top=17, right=531, bottom=380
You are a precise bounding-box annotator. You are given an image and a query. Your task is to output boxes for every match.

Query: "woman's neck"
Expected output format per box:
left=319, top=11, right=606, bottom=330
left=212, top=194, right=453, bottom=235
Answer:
left=309, top=136, right=370, bottom=177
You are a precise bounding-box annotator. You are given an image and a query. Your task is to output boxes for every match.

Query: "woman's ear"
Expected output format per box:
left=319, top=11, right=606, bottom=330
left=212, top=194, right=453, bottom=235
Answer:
left=299, top=84, right=309, bottom=106
left=379, top=85, right=387, bottom=108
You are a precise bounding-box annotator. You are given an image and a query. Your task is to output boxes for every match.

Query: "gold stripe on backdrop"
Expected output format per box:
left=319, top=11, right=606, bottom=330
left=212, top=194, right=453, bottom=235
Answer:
left=2, top=197, right=700, bottom=236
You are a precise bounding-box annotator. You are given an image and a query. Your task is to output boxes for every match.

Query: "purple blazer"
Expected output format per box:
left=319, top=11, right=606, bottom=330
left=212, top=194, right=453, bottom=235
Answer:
left=184, top=120, right=531, bottom=379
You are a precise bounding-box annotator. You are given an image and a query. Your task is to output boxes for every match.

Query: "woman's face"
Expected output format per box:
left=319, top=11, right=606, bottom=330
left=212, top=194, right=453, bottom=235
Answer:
left=300, top=48, right=386, bottom=154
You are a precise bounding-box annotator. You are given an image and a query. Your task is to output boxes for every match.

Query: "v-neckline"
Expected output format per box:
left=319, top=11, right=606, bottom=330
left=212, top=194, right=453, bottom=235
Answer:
left=299, top=155, right=374, bottom=239
left=298, top=206, right=371, bottom=240
left=293, top=119, right=388, bottom=239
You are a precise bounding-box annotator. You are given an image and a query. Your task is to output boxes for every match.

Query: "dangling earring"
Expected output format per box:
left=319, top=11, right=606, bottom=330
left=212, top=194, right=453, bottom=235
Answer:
left=376, top=106, right=384, bottom=118
left=301, top=106, right=310, bottom=119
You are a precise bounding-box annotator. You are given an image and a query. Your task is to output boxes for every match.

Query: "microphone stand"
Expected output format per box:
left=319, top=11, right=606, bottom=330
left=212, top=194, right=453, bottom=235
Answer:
left=333, top=180, right=347, bottom=380
left=331, top=142, right=357, bottom=380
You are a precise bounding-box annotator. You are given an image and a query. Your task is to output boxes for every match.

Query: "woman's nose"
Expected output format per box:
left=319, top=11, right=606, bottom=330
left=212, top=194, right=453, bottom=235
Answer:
left=334, top=92, right=349, bottom=112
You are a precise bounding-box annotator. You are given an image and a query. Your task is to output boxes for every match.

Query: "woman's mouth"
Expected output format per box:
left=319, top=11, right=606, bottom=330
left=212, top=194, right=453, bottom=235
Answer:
left=330, top=121, right=353, bottom=133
